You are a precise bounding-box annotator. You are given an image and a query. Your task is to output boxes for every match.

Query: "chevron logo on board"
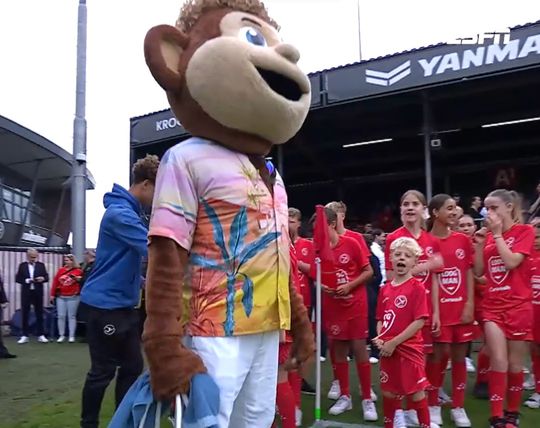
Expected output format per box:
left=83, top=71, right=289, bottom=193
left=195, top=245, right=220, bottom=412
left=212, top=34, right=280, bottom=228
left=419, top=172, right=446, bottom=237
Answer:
left=365, top=60, right=411, bottom=86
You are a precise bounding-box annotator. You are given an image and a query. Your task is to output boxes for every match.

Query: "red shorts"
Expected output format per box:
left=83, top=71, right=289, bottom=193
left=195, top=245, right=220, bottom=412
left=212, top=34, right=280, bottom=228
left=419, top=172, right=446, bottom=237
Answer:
left=435, top=324, right=476, bottom=343
left=535, top=322, right=540, bottom=344
left=422, top=325, right=433, bottom=354
left=380, top=353, right=429, bottom=396
left=325, top=315, right=368, bottom=341
left=483, top=305, right=533, bottom=341
left=278, top=342, right=292, bottom=365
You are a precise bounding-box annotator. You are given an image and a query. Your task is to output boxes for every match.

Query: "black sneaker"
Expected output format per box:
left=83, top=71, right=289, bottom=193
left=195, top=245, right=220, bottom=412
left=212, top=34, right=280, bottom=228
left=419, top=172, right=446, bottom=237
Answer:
left=489, top=416, right=506, bottom=428
left=301, top=379, right=316, bottom=395
left=473, top=381, right=489, bottom=399
left=0, top=352, right=17, bottom=359
left=504, top=410, right=520, bottom=427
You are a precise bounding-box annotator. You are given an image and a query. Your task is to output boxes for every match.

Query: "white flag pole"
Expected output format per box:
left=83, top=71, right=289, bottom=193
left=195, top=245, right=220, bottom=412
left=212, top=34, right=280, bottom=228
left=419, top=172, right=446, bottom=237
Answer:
left=315, top=257, right=322, bottom=422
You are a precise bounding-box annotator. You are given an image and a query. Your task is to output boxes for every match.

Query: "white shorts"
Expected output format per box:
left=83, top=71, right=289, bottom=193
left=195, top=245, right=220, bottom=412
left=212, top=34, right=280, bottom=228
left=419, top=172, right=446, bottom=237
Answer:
left=185, top=331, right=280, bottom=428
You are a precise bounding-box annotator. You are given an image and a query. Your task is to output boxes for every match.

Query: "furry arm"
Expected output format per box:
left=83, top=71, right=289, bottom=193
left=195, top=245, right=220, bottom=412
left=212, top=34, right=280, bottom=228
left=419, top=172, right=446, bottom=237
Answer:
left=142, top=236, right=207, bottom=400
left=285, top=280, right=315, bottom=370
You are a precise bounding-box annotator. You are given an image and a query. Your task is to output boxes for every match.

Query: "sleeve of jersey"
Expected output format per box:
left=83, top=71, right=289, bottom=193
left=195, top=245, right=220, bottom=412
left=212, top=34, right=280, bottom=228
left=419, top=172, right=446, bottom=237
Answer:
left=512, top=226, right=535, bottom=256
left=353, top=238, right=369, bottom=269
left=413, top=283, right=429, bottom=320
left=148, top=148, right=198, bottom=251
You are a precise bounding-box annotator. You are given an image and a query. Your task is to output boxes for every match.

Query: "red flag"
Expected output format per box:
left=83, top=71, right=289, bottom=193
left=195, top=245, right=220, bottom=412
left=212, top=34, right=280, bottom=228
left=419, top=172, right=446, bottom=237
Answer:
left=311, top=205, right=337, bottom=288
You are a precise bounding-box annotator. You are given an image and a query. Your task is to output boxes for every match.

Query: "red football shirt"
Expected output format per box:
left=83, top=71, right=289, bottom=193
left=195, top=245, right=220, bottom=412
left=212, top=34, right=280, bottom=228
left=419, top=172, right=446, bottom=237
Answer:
left=323, top=235, right=369, bottom=321
left=483, top=224, right=535, bottom=312
left=531, top=250, right=540, bottom=323
left=385, top=227, right=442, bottom=315
left=436, top=232, right=474, bottom=326
left=343, top=229, right=370, bottom=256
left=376, top=277, right=429, bottom=366
left=294, top=237, right=314, bottom=309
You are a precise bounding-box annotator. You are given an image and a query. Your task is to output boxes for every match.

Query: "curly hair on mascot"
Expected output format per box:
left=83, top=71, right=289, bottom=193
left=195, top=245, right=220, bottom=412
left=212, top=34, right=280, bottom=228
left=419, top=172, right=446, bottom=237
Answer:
left=142, top=0, right=314, bottom=426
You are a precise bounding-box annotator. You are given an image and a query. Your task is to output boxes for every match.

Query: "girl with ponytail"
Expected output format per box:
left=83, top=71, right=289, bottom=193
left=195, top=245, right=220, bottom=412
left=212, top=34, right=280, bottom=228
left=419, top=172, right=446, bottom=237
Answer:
left=427, top=194, right=474, bottom=427
left=474, top=189, right=535, bottom=428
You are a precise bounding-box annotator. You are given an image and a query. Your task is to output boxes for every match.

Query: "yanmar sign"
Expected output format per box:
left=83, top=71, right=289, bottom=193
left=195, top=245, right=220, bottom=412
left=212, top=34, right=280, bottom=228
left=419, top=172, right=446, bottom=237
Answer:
left=325, top=24, right=540, bottom=103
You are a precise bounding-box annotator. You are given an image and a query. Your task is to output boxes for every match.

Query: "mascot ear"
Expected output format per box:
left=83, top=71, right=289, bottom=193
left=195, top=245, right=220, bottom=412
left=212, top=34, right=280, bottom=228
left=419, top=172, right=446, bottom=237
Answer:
left=144, top=25, right=190, bottom=92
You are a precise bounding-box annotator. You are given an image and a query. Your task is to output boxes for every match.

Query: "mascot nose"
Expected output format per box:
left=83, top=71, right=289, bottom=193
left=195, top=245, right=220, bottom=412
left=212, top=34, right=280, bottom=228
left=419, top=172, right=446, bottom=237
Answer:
left=274, top=43, right=300, bottom=64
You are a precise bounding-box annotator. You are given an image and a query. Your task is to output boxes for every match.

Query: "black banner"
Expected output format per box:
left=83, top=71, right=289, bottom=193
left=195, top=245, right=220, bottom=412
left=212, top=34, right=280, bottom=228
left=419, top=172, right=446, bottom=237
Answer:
left=326, top=23, right=540, bottom=104
left=130, top=110, right=189, bottom=146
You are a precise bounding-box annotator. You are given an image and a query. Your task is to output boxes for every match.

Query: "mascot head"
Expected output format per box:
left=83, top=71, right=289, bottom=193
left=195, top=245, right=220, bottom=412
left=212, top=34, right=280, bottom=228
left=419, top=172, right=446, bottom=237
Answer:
left=144, top=0, right=311, bottom=156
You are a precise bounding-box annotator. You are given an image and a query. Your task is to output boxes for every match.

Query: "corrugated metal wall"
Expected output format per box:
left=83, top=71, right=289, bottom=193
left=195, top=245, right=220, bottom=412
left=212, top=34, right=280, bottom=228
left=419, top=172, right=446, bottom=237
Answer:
left=1, top=250, right=66, bottom=322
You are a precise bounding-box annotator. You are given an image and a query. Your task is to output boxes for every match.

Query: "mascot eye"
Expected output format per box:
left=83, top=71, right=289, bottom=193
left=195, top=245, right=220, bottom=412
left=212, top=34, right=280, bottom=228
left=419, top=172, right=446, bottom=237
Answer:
left=240, top=27, right=267, bottom=47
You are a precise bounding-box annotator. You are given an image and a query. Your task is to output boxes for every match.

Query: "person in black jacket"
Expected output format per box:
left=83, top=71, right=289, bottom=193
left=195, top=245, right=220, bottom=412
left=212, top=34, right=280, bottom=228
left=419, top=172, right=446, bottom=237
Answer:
left=15, top=248, right=49, bottom=344
left=363, top=234, right=383, bottom=363
left=0, top=273, right=16, bottom=358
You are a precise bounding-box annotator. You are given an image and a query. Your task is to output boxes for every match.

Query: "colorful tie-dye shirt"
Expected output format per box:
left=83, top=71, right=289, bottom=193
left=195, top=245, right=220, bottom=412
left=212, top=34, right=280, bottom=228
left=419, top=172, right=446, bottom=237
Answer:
left=149, top=138, right=291, bottom=337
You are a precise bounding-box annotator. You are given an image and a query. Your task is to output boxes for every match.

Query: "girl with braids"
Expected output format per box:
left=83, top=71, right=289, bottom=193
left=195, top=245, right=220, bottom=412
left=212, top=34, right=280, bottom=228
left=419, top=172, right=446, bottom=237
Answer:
left=427, top=194, right=474, bottom=427
left=384, top=190, right=443, bottom=427
left=474, top=189, right=535, bottom=428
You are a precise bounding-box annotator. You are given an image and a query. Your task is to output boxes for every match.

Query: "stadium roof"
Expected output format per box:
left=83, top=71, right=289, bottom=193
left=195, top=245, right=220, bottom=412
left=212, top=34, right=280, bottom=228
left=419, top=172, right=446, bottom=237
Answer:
left=0, top=115, right=95, bottom=191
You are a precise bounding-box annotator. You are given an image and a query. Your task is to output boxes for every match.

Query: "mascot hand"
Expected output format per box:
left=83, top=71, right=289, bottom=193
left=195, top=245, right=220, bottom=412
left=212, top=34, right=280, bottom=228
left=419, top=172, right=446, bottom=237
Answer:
left=285, top=284, right=315, bottom=371
left=145, top=336, right=207, bottom=401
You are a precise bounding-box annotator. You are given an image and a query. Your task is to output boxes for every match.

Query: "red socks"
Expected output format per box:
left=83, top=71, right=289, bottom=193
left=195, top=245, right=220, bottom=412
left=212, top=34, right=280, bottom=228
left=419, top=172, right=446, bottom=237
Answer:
left=476, top=349, right=490, bottom=384
left=335, top=362, right=350, bottom=397
left=534, top=355, right=540, bottom=394
left=330, top=342, right=338, bottom=381
left=426, top=359, right=441, bottom=406
left=488, top=370, right=506, bottom=418
left=383, top=396, right=400, bottom=428
left=507, top=371, right=523, bottom=413
left=356, top=362, right=372, bottom=400
left=410, top=397, right=430, bottom=428
left=276, top=381, right=296, bottom=428
left=288, top=371, right=302, bottom=408
left=452, top=361, right=467, bottom=408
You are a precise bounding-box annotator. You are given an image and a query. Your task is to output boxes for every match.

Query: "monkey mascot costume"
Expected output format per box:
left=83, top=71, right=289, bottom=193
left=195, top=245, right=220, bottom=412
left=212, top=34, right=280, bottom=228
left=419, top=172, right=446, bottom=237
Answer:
left=142, top=1, right=314, bottom=427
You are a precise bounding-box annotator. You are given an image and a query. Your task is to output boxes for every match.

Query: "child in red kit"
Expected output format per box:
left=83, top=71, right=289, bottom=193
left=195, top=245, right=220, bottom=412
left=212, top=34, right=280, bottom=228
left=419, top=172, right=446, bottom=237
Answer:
left=375, top=236, right=438, bottom=428
left=428, top=194, right=474, bottom=427
left=525, top=224, right=540, bottom=409
left=474, top=189, right=535, bottom=428
left=319, top=207, right=377, bottom=422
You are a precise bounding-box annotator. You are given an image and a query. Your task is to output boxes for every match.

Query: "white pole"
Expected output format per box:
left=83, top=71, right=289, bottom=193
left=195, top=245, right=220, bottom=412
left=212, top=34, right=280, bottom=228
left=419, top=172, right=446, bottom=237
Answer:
left=315, top=257, right=322, bottom=421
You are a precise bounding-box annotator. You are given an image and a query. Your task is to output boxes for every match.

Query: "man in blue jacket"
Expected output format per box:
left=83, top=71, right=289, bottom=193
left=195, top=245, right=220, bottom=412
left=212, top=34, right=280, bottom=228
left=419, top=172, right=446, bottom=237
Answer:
left=80, top=155, right=159, bottom=428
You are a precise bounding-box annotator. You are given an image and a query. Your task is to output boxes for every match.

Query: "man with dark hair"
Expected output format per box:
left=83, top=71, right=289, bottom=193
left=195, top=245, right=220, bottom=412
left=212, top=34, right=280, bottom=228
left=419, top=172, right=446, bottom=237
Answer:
left=79, top=154, right=159, bottom=428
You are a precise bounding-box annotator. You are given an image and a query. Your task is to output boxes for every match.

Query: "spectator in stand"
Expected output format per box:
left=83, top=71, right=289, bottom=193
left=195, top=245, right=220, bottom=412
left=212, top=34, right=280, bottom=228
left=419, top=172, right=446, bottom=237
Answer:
left=527, top=181, right=540, bottom=223
left=15, top=249, right=49, bottom=344
left=0, top=273, right=16, bottom=358
left=364, top=223, right=374, bottom=234
left=50, top=254, right=83, bottom=343
left=467, top=196, right=484, bottom=230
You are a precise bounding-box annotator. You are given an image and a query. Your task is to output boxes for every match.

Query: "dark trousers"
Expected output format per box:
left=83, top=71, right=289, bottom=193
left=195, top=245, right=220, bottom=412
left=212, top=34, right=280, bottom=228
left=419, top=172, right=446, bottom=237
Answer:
left=367, top=284, right=380, bottom=358
left=21, top=287, right=44, bottom=336
left=80, top=304, right=143, bottom=428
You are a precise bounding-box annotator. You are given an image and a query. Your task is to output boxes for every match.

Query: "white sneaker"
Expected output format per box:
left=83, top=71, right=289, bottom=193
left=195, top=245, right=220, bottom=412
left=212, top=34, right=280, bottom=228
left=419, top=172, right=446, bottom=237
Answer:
left=404, top=409, right=419, bottom=426
left=369, top=356, right=379, bottom=364
left=362, top=399, right=378, bottom=421
left=393, top=409, right=407, bottom=428
left=429, top=406, right=442, bottom=425
left=465, top=357, right=476, bottom=373
left=447, top=360, right=452, bottom=370
left=451, top=407, right=471, bottom=427
left=523, top=374, right=536, bottom=390
left=328, top=395, right=352, bottom=415
left=68, top=337, right=76, bottom=343
left=439, top=387, right=452, bottom=405
left=320, top=356, right=327, bottom=362
left=295, top=407, right=302, bottom=427
left=525, top=392, right=540, bottom=409
left=57, top=336, right=65, bottom=343
left=430, top=424, right=441, bottom=428
left=370, top=387, right=378, bottom=402
left=17, top=336, right=29, bottom=344
left=327, top=380, right=341, bottom=400
left=38, top=335, right=49, bottom=343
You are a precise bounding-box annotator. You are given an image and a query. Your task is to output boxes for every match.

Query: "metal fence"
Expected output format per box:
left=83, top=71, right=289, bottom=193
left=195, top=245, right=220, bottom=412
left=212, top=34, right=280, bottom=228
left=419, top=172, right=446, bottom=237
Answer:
left=1, top=249, right=66, bottom=322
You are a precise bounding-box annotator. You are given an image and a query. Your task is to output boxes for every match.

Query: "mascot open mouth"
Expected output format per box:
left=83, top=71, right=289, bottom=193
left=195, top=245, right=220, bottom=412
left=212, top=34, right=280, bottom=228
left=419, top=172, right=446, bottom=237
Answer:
left=256, top=67, right=303, bottom=101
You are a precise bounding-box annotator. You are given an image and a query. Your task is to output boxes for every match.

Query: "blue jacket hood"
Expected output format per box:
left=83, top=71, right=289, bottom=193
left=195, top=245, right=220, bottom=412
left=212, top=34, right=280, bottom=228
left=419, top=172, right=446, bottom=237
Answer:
left=104, top=183, right=142, bottom=214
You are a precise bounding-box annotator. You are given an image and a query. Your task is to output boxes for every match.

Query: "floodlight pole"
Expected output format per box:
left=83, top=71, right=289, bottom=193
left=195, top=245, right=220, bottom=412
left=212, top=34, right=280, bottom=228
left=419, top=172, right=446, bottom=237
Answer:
left=422, top=92, right=433, bottom=200
left=71, top=0, right=87, bottom=261
left=357, top=0, right=363, bottom=60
